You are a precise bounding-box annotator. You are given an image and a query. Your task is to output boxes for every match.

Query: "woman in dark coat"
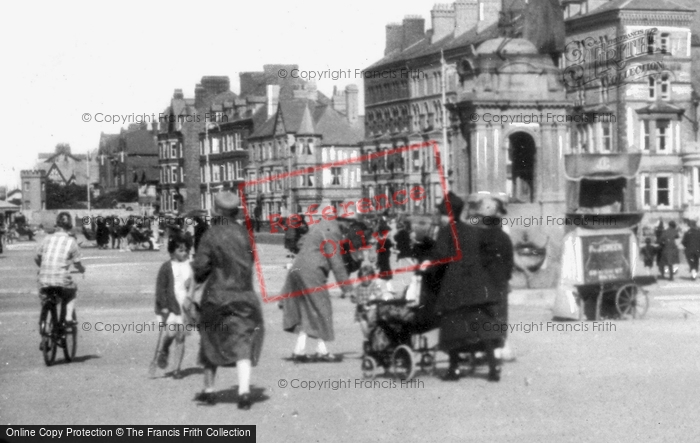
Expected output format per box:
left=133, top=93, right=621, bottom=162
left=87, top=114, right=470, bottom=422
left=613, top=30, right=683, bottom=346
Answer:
left=658, top=220, right=680, bottom=280
left=281, top=217, right=358, bottom=362
left=191, top=192, right=264, bottom=409
left=95, top=218, right=110, bottom=249
left=427, top=192, right=513, bottom=382
left=376, top=219, right=394, bottom=291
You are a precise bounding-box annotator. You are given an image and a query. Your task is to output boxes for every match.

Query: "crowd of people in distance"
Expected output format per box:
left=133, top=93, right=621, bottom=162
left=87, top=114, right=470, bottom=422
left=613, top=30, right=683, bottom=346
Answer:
left=641, top=218, right=700, bottom=281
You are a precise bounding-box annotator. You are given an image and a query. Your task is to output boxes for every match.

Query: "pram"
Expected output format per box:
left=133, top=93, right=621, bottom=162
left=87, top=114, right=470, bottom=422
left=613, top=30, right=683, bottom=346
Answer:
left=360, top=298, right=435, bottom=381
left=361, top=295, right=499, bottom=381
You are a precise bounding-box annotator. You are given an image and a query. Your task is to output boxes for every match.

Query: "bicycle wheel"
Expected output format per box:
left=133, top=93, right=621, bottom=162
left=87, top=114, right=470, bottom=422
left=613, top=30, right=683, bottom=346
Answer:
left=63, top=311, right=77, bottom=362
left=40, top=305, right=57, bottom=366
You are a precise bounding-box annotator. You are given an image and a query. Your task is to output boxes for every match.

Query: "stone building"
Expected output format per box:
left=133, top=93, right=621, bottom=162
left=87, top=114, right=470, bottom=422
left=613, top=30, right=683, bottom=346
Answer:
left=562, top=0, right=698, bottom=223
left=19, top=170, right=46, bottom=211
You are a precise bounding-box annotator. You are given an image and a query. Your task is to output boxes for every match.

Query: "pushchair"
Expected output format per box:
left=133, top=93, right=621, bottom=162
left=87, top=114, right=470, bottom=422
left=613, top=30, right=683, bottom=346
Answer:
left=360, top=288, right=497, bottom=381
left=360, top=297, right=438, bottom=381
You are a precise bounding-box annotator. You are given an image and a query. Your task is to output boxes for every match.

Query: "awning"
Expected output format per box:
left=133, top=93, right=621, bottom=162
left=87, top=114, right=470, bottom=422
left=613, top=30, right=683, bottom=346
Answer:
left=0, top=200, right=20, bottom=212
left=564, top=154, right=642, bottom=181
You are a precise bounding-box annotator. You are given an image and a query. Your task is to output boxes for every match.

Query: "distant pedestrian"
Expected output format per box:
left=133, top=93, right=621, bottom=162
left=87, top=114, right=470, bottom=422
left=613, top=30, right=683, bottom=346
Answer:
left=640, top=238, right=658, bottom=276
left=682, top=220, right=700, bottom=280
left=376, top=218, right=394, bottom=294
left=253, top=205, right=262, bottom=233
left=658, top=221, right=680, bottom=280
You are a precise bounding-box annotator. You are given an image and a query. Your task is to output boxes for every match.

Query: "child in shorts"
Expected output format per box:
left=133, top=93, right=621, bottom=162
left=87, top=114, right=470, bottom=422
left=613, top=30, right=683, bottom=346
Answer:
left=154, top=232, right=193, bottom=379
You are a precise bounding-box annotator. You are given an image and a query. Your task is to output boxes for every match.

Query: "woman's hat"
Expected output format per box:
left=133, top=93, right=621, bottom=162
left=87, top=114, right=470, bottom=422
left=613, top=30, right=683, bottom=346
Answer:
left=467, top=192, right=508, bottom=217
left=214, top=191, right=240, bottom=212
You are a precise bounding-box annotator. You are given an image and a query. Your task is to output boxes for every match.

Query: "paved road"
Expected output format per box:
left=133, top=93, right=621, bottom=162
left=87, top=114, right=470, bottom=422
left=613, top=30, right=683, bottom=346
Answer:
left=1, top=237, right=700, bottom=442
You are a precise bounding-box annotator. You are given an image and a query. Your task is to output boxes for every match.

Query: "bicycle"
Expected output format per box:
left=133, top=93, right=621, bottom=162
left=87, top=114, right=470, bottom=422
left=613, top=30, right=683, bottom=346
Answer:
left=39, top=287, right=78, bottom=366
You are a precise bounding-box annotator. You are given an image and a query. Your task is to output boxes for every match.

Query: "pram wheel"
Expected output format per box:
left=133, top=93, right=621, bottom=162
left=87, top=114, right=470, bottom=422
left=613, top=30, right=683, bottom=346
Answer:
left=392, top=345, right=416, bottom=380
left=361, top=356, right=379, bottom=379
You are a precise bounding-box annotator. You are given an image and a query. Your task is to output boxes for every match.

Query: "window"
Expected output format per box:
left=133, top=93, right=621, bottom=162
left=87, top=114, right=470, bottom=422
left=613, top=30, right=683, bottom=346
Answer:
left=657, top=176, right=671, bottom=207
left=331, top=167, right=341, bottom=185
left=211, top=137, right=220, bottom=154
left=660, top=33, right=669, bottom=54
left=200, top=140, right=204, bottom=155
left=171, top=166, right=178, bottom=183
left=301, top=173, right=314, bottom=187
left=303, top=139, right=314, bottom=155
left=234, top=133, right=242, bottom=150
left=235, top=161, right=243, bottom=180
left=212, top=164, right=220, bottom=182
left=647, top=34, right=655, bottom=54
left=657, top=120, right=669, bottom=152
left=601, top=122, right=612, bottom=152
left=413, top=150, right=421, bottom=172
left=660, top=75, right=670, bottom=100
left=171, top=143, right=177, bottom=158
left=637, top=120, right=648, bottom=151
left=648, top=77, right=655, bottom=99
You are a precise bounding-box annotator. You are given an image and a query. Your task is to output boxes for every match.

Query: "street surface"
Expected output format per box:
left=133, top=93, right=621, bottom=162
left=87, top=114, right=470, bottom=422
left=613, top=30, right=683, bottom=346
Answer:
left=2, top=234, right=700, bottom=442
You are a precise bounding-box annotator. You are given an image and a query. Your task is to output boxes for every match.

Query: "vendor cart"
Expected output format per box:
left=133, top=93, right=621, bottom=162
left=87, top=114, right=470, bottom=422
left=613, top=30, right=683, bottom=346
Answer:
left=556, top=154, right=653, bottom=321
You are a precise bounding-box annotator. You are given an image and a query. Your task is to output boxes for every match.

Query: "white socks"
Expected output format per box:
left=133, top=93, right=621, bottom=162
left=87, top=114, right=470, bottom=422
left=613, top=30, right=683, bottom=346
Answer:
left=293, top=332, right=328, bottom=355
left=237, top=359, right=251, bottom=395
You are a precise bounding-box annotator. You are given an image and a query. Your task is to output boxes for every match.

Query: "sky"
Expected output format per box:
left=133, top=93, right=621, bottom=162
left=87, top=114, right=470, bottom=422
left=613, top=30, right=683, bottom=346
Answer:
left=0, top=0, right=438, bottom=191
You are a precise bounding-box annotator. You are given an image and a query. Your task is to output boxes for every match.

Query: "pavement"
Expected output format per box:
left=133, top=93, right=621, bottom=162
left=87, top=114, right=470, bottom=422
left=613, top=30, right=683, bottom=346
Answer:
left=2, top=235, right=700, bottom=441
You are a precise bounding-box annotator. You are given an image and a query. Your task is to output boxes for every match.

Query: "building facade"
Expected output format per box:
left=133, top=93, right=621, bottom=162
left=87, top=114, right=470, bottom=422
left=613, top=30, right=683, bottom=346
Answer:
left=35, top=144, right=99, bottom=188
left=366, top=0, right=698, bottom=287
left=244, top=85, right=363, bottom=221
left=563, top=0, right=698, bottom=223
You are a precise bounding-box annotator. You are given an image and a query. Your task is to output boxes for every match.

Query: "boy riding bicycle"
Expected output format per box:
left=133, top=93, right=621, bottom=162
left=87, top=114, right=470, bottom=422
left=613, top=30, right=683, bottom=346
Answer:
left=35, top=212, right=85, bottom=343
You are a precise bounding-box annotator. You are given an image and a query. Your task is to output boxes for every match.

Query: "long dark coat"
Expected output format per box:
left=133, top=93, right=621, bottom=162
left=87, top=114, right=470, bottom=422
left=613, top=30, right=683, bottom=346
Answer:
left=428, top=220, right=513, bottom=351
left=658, top=227, right=680, bottom=267
left=281, top=219, right=353, bottom=341
left=192, top=222, right=264, bottom=367
left=682, top=227, right=700, bottom=258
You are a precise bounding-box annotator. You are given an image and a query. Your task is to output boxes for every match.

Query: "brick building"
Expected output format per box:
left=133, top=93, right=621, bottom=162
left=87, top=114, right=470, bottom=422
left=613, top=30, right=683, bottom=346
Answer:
left=97, top=123, right=160, bottom=210
left=244, top=83, right=363, bottom=221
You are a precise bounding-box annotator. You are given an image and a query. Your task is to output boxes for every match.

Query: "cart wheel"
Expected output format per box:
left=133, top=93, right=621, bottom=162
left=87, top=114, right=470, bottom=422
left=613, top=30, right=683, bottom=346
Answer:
left=615, top=284, right=648, bottom=319
left=361, top=356, right=379, bottom=379
left=392, top=345, right=416, bottom=380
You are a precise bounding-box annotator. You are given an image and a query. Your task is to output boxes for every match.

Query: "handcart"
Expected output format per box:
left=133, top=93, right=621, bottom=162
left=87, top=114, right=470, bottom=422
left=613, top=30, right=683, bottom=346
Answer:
left=557, top=154, right=653, bottom=321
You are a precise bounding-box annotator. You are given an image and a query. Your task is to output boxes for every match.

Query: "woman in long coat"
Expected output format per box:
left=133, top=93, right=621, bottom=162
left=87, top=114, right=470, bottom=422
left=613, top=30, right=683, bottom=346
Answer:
left=428, top=192, right=513, bottom=382
left=658, top=220, right=680, bottom=280
left=191, top=192, right=264, bottom=409
left=281, top=217, right=357, bottom=362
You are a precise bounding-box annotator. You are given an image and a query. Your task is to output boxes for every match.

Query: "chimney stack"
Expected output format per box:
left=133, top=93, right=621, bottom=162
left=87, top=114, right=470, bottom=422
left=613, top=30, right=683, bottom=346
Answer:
left=385, top=23, right=403, bottom=55
left=195, top=76, right=230, bottom=109
left=345, top=84, right=359, bottom=125
left=402, top=16, right=426, bottom=50
left=431, top=4, right=456, bottom=44
left=173, top=89, right=184, bottom=100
